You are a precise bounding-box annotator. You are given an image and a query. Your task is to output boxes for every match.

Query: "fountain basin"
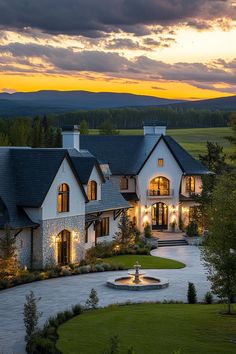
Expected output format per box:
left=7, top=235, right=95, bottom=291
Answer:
left=106, top=275, right=169, bottom=291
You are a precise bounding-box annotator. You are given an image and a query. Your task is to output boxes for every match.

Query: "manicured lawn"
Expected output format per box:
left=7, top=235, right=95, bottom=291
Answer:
left=89, top=127, right=232, bottom=157
left=57, top=303, right=236, bottom=354
left=101, top=254, right=185, bottom=269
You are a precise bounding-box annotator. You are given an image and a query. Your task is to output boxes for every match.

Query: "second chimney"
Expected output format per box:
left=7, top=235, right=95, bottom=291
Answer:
left=62, top=125, right=80, bottom=150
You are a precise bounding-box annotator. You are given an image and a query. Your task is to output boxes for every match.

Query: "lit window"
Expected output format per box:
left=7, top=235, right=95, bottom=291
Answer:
left=58, top=184, right=69, bottom=212
left=96, top=217, right=110, bottom=237
left=88, top=180, right=97, bottom=201
left=149, top=176, right=170, bottom=196
left=120, top=176, right=128, bottom=190
left=186, top=176, right=195, bottom=193
left=158, top=158, right=164, bottom=167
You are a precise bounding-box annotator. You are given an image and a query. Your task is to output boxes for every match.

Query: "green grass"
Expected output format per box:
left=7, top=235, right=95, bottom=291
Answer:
left=89, top=127, right=232, bottom=157
left=101, top=254, right=185, bottom=269
left=57, top=303, right=236, bottom=354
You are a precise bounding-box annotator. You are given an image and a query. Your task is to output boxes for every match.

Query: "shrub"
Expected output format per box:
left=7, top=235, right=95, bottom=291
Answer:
left=204, top=291, right=213, bottom=304
left=100, top=263, right=112, bottom=271
left=79, top=265, right=91, bottom=274
left=186, top=222, right=199, bottom=237
left=85, top=242, right=114, bottom=262
left=144, top=222, right=152, bottom=238
left=0, top=278, right=10, bottom=289
left=94, top=264, right=105, bottom=272
left=61, top=269, right=72, bottom=276
left=26, top=335, right=60, bottom=354
left=72, top=304, right=83, bottom=316
left=187, top=282, right=197, bottom=304
left=74, top=267, right=82, bottom=275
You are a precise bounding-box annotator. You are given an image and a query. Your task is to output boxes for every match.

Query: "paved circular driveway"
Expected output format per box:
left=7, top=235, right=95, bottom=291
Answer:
left=0, top=246, right=210, bottom=354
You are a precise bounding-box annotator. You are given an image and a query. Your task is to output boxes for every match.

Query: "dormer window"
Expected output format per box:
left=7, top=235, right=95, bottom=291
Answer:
left=186, top=176, right=195, bottom=193
left=88, top=180, right=97, bottom=201
left=58, top=183, right=69, bottom=212
left=120, top=176, right=128, bottom=190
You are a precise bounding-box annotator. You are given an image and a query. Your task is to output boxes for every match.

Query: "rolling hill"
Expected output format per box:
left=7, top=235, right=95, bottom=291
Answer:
left=0, top=90, right=183, bottom=117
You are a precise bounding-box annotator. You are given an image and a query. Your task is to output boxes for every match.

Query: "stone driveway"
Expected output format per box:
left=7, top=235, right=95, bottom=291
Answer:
left=0, top=246, right=211, bottom=354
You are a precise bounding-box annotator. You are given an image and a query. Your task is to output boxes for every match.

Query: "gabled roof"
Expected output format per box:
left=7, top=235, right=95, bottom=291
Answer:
left=163, top=136, right=211, bottom=175
left=0, top=148, right=38, bottom=229
left=68, top=149, right=105, bottom=184
left=80, top=135, right=161, bottom=175
left=86, top=179, right=130, bottom=214
left=0, top=147, right=93, bottom=228
left=80, top=135, right=210, bottom=175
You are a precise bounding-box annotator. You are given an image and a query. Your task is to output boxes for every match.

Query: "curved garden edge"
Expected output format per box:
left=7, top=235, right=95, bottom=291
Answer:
left=0, top=254, right=185, bottom=292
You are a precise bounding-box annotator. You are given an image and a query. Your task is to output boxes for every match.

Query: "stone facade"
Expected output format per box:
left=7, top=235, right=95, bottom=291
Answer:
left=15, top=229, right=32, bottom=269
left=33, top=215, right=85, bottom=269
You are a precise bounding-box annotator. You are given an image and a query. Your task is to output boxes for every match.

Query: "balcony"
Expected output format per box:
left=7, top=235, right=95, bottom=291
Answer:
left=147, top=189, right=174, bottom=198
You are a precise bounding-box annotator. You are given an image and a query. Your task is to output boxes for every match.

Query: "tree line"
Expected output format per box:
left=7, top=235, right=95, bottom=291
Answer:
left=51, top=107, right=231, bottom=129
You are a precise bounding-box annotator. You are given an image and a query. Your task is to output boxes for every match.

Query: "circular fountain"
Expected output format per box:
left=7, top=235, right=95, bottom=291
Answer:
left=106, top=261, right=169, bottom=291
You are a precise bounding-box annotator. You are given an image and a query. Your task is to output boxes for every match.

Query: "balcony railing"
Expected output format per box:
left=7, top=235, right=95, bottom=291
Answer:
left=147, top=189, right=174, bottom=197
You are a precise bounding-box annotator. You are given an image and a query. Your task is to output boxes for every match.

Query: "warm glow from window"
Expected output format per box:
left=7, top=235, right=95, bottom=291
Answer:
left=186, top=176, right=195, bottom=193
left=58, top=183, right=69, bottom=212
left=88, top=180, right=97, bottom=201
left=158, top=158, right=164, bottom=167
left=149, top=176, right=170, bottom=196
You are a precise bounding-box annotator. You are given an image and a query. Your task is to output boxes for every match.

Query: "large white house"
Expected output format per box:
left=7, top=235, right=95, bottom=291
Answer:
left=0, top=123, right=210, bottom=269
left=81, top=124, right=211, bottom=233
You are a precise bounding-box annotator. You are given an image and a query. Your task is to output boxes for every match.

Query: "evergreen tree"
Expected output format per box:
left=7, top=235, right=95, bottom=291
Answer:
left=54, top=128, right=62, bottom=147
left=0, top=226, right=18, bottom=278
left=0, top=133, right=10, bottom=146
left=24, top=291, right=42, bottom=342
left=80, top=120, right=89, bottom=135
left=187, top=282, right=197, bottom=304
left=202, top=174, right=236, bottom=314
left=85, top=288, right=99, bottom=309
left=99, top=120, right=119, bottom=135
left=31, top=118, right=43, bottom=147
left=114, top=211, right=134, bottom=245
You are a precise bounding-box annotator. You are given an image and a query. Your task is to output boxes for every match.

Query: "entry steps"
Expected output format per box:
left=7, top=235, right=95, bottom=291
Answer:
left=158, top=238, right=188, bottom=247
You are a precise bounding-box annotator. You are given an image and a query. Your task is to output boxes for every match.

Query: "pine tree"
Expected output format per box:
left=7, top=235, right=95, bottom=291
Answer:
left=187, top=282, right=197, bottom=304
left=31, top=118, right=43, bottom=147
left=0, top=226, right=18, bottom=279
left=54, top=128, right=62, bottom=147
left=99, top=120, right=119, bottom=135
left=114, top=211, right=134, bottom=245
left=202, top=174, right=236, bottom=314
left=23, top=291, right=42, bottom=342
left=85, top=288, right=99, bottom=309
left=80, top=120, right=89, bottom=135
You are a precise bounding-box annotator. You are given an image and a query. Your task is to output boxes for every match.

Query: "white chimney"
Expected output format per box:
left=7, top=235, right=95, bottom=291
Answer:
left=62, top=125, right=80, bottom=150
left=143, top=123, right=166, bottom=136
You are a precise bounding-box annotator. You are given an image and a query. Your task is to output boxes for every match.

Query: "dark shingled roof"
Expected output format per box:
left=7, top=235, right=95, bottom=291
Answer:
left=121, top=193, right=139, bottom=202
left=68, top=149, right=105, bottom=184
left=86, top=180, right=130, bottom=214
left=80, top=135, right=210, bottom=175
left=0, top=147, right=96, bottom=228
left=0, top=148, right=38, bottom=228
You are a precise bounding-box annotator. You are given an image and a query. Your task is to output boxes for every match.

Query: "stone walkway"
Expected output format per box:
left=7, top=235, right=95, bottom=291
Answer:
left=0, top=246, right=210, bottom=354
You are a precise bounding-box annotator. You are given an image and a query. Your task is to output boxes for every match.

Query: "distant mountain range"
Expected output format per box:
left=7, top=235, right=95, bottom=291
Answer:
left=0, top=90, right=235, bottom=117
left=0, top=90, right=183, bottom=117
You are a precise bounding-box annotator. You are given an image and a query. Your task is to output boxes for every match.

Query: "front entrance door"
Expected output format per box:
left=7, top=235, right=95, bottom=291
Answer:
left=57, top=230, right=70, bottom=264
left=152, top=203, right=168, bottom=230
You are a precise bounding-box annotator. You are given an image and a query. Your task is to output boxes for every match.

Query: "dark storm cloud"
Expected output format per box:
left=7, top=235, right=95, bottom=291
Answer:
left=0, top=0, right=234, bottom=37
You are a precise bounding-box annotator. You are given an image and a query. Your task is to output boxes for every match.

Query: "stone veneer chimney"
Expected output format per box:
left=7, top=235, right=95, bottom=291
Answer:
left=143, top=122, right=166, bottom=136
left=62, top=125, right=80, bottom=150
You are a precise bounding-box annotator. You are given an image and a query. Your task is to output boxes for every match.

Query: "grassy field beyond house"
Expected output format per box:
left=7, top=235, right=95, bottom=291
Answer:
left=89, top=127, right=232, bottom=157
left=57, top=303, right=236, bottom=354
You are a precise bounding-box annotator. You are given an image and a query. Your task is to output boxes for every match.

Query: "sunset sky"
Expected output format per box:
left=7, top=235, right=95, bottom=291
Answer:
left=0, top=0, right=236, bottom=99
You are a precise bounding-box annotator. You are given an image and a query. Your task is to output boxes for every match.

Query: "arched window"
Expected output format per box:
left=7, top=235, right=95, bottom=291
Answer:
left=120, top=176, right=128, bottom=190
left=149, top=176, right=170, bottom=196
left=88, top=180, right=97, bottom=201
left=58, top=183, right=69, bottom=212
left=186, top=176, right=195, bottom=193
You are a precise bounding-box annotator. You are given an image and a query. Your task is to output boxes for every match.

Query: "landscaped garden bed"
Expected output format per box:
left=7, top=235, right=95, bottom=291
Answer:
left=57, top=303, right=236, bottom=354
